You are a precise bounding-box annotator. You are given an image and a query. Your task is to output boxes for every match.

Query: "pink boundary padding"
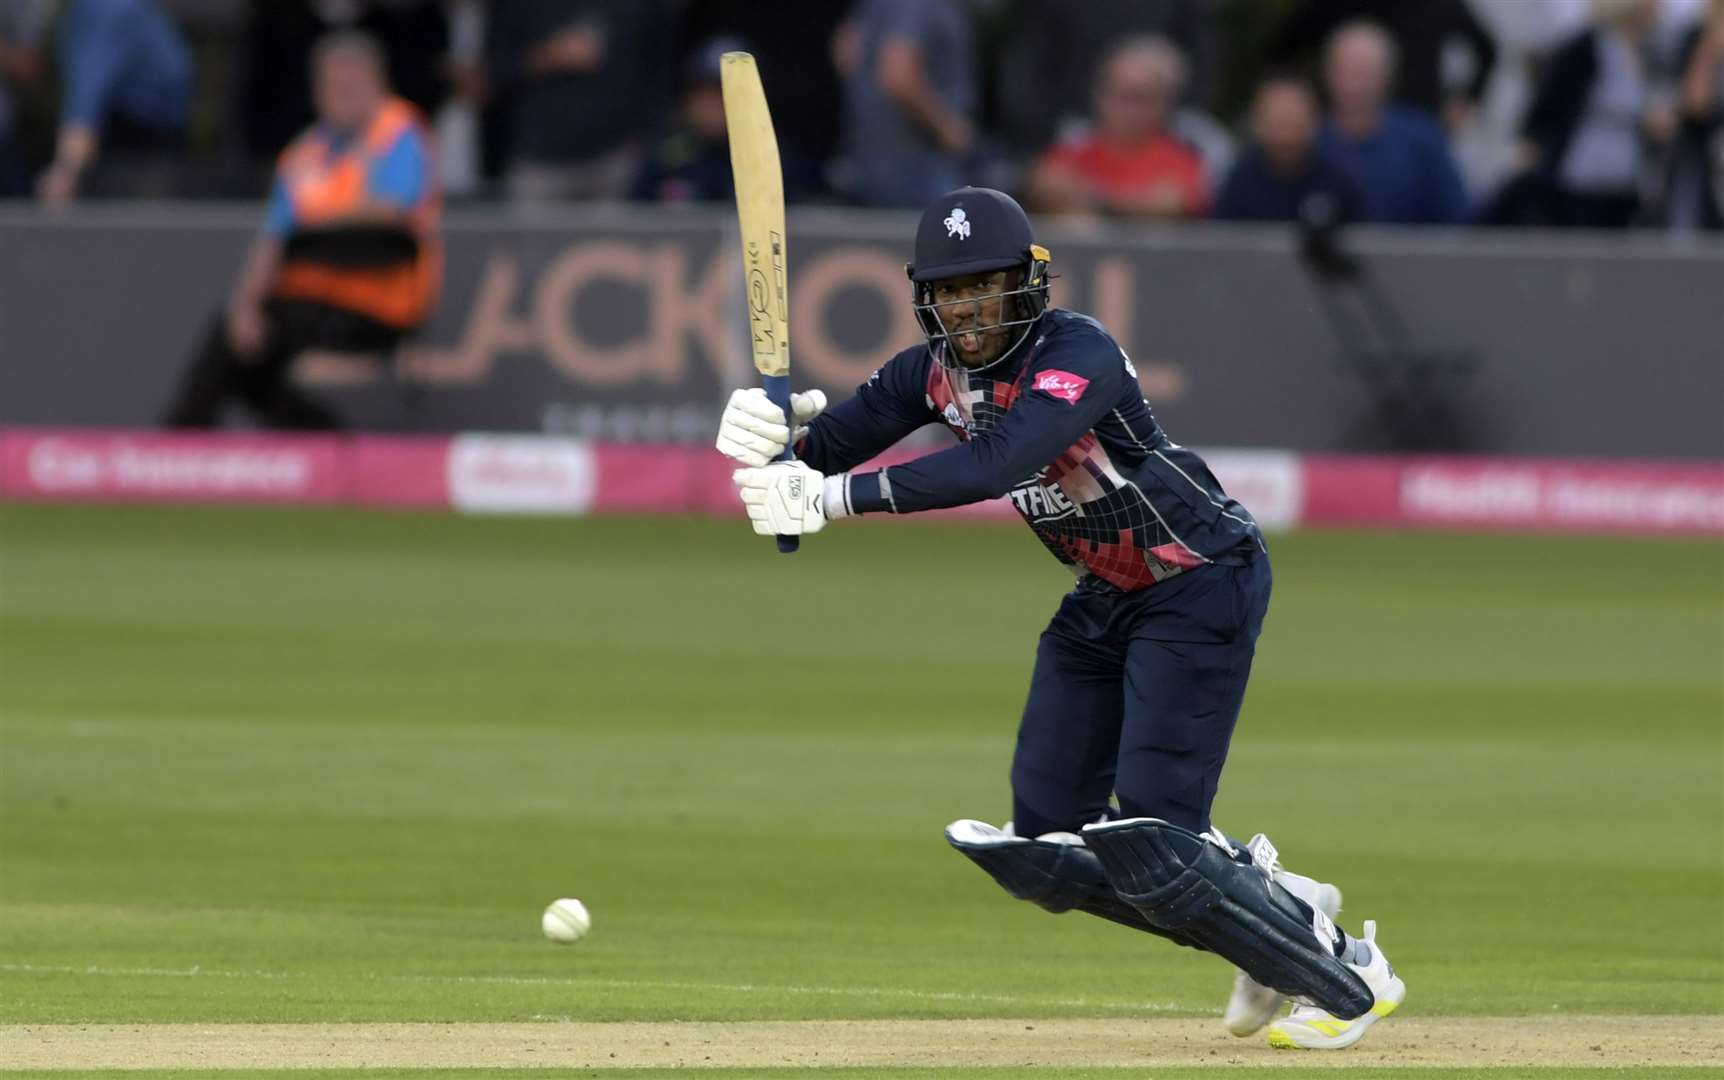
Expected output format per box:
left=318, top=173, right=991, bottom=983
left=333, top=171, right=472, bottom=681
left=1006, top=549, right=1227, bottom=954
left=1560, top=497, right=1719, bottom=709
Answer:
left=1302, top=454, right=1724, bottom=535
left=347, top=436, right=452, bottom=509
left=3, top=428, right=1720, bottom=536
left=0, top=428, right=346, bottom=504
left=0, top=429, right=454, bottom=510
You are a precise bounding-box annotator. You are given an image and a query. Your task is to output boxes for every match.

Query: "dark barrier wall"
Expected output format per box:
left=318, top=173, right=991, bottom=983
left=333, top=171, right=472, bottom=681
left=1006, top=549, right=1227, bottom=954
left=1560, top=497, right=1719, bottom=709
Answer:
left=2, top=205, right=1720, bottom=458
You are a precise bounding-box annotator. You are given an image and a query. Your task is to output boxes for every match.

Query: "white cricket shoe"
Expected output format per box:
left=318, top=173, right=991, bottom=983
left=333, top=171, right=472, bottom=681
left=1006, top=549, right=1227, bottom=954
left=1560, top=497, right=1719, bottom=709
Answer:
left=1267, top=919, right=1406, bottom=1050
left=1222, top=833, right=1343, bottom=1036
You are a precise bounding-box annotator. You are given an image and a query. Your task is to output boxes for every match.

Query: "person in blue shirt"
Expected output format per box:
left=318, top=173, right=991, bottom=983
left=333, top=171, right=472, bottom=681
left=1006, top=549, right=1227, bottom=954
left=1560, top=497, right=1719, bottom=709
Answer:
left=715, top=187, right=1409, bottom=1052
left=1317, top=20, right=1469, bottom=225
left=36, top=0, right=191, bottom=204
left=1216, top=73, right=1365, bottom=226
left=837, top=0, right=977, bottom=208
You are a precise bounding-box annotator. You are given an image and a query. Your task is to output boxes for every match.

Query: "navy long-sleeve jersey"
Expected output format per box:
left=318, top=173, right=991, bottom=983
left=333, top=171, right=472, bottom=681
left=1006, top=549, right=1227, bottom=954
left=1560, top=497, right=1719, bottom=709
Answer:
left=798, top=308, right=1262, bottom=590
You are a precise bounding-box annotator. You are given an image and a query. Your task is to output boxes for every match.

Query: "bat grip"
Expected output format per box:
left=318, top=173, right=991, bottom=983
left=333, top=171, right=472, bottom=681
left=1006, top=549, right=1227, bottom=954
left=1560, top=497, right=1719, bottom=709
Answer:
left=762, top=374, right=799, bottom=554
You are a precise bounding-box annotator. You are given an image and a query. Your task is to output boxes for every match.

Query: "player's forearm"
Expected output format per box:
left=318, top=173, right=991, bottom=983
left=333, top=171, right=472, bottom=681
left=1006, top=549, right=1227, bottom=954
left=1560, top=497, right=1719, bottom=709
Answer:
left=50, top=125, right=97, bottom=173
left=1680, top=35, right=1723, bottom=118
left=793, top=369, right=932, bottom=476
left=229, top=237, right=283, bottom=311
left=842, top=383, right=1114, bottom=515
left=846, top=437, right=1049, bottom=515
left=877, top=43, right=972, bottom=154
left=797, top=413, right=911, bottom=477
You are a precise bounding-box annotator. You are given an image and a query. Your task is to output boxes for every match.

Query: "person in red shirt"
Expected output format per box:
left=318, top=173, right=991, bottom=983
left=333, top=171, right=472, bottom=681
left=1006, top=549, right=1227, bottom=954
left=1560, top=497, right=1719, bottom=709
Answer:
left=1027, top=36, right=1209, bottom=219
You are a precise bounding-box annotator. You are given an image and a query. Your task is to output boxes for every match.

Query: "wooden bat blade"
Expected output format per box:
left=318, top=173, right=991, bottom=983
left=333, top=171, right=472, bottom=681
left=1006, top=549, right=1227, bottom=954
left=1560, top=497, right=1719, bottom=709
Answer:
left=720, top=52, right=790, bottom=381
left=721, top=52, right=798, bottom=553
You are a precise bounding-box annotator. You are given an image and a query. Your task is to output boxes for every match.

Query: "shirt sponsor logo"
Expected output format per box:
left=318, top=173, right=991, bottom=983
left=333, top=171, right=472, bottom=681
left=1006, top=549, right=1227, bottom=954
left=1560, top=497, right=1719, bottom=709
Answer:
left=1008, top=473, right=1080, bottom=522
left=941, top=402, right=970, bottom=433
left=1033, top=369, right=1090, bottom=404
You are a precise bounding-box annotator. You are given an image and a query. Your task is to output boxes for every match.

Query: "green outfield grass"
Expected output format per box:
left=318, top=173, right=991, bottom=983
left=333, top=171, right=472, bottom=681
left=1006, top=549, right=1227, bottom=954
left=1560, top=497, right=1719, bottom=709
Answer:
left=1, top=506, right=1720, bottom=1033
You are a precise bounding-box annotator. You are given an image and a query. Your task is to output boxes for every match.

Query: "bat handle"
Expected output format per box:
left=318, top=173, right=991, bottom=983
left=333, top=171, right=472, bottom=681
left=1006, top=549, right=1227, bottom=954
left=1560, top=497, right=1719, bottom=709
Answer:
left=761, top=374, right=799, bottom=554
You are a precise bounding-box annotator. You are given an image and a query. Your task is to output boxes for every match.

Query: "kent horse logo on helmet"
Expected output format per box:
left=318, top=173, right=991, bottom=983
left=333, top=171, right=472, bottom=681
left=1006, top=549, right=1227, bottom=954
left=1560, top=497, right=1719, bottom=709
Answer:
left=907, top=188, right=1053, bottom=373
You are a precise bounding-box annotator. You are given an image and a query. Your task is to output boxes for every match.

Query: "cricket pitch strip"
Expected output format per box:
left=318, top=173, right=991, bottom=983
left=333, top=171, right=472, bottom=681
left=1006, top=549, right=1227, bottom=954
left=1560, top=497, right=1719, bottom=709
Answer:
left=3, top=1016, right=1719, bottom=1069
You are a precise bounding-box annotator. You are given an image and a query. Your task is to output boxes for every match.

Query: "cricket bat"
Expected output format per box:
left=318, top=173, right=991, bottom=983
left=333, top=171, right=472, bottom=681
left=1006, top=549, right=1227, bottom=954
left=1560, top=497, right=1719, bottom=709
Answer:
left=720, top=52, right=798, bottom=554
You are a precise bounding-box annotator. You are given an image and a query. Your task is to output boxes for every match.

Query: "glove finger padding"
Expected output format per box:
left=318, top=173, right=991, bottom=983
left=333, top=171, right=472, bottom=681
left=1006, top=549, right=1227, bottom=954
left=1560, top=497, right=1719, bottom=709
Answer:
left=716, top=389, right=793, bottom=468
left=790, top=389, right=827, bottom=423
left=727, top=407, right=789, bottom=442
left=729, top=387, right=789, bottom=426
left=716, top=432, right=781, bottom=468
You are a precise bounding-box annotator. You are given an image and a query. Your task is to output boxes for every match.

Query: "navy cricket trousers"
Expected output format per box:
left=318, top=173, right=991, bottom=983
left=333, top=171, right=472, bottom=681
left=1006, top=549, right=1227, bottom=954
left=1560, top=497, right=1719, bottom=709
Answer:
left=1009, top=552, right=1271, bottom=839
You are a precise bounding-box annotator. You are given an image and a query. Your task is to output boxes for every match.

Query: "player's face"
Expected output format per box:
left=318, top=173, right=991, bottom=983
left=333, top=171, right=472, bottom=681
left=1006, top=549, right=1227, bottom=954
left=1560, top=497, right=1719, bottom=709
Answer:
left=1253, top=83, right=1318, bottom=170
left=931, top=270, right=1013, bottom=369
left=315, top=53, right=385, bottom=132
left=685, top=83, right=727, bottom=142
left=1324, top=33, right=1390, bottom=114
left=1097, top=62, right=1172, bottom=142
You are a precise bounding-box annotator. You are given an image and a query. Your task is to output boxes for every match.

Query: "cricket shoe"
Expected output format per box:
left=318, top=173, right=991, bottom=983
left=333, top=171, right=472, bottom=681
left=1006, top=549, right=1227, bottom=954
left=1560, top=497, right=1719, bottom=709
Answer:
left=1219, top=832, right=1344, bottom=1037
left=1266, top=919, right=1406, bottom=1050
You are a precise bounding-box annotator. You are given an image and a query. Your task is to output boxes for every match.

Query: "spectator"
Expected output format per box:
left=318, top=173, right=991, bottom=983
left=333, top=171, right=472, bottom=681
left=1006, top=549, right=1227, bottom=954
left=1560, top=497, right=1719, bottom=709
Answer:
left=1026, top=37, right=1210, bottom=220
left=37, top=0, right=194, bottom=205
left=1268, top=0, right=1497, bottom=124
left=487, top=0, right=666, bottom=203
left=1320, top=20, right=1472, bottom=224
left=679, top=0, right=849, bottom=177
left=834, top=0, right=976, bottom=209
left=239, top=1, right=451, bottom=178
left=1452, top=0, right=1594, bottom=201
left=997, top=0, right=1219, bottom=154
left=434, top=0, right=487, bottom=197
left=1657, top=0, right=1724, bottom=228
left=1216, top=74, right=1366, bottom=226
left=1508, top=0, right=1672, bottom=227
left=630, top=38, right=737, bottom=204
left=0, top=0, right=50, bottom=197
left=163, top=33, right=440, bottom=430
left=631, top=38, right=822, bottom=206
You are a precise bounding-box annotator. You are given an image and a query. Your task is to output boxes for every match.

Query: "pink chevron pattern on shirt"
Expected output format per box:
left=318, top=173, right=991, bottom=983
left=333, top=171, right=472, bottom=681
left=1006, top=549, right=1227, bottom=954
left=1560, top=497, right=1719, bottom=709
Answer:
left=925, top=362, right=1199, bottom=590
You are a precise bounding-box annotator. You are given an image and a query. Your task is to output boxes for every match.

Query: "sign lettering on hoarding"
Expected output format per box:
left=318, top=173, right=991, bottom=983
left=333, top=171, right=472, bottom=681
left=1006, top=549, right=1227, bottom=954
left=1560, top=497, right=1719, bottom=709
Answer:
left=386, top=239, right=1187, bottom=417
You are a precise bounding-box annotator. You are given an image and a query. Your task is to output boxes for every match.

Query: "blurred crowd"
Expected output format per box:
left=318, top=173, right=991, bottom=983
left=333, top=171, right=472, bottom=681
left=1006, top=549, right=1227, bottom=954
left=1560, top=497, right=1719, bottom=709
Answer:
left=1, top=0, right=1721, bottom=230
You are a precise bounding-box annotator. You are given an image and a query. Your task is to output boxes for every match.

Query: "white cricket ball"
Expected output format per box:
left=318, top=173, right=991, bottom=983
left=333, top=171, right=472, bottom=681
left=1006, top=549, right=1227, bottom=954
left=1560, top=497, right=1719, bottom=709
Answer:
left=541, top=898, right=591, bottom=943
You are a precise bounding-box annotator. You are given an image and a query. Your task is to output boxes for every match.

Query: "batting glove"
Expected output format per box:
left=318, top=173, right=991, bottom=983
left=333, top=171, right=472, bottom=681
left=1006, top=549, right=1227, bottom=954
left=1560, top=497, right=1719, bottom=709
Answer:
left=715, top=387, right=828, bottom=468
left=733, top=461, right=849, bottom=536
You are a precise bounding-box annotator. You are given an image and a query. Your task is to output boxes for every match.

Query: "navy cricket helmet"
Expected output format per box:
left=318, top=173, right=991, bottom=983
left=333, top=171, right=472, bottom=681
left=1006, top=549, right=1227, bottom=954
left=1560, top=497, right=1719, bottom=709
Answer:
left=906, top=187, right=1052, bottom=371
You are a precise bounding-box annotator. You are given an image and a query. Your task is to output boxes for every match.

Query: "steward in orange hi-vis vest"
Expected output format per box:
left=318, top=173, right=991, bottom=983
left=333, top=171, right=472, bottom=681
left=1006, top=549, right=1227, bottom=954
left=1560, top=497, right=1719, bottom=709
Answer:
left=163, top=32, right=442, bottom=431
left=270, top=97, right=442, bottom=329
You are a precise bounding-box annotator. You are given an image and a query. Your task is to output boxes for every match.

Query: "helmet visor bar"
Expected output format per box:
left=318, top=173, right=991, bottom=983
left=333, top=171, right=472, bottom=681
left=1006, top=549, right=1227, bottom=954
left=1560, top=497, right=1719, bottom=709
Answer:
left=912, top=280, right=1045, bottom=355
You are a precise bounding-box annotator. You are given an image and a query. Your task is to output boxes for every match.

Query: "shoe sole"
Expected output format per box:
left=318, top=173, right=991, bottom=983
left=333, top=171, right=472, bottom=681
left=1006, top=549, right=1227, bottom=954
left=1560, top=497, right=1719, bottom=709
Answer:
left=1266, top=975, right=1405, bottom=1050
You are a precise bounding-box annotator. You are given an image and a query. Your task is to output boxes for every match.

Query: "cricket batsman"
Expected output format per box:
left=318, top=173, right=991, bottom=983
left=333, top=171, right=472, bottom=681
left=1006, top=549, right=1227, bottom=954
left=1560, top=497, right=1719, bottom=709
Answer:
left=715, top=187, right=1405, bottom=1050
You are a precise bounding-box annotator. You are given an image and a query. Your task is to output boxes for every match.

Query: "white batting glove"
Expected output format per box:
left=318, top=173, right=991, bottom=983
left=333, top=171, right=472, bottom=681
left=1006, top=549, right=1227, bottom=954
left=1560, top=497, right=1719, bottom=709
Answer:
left=733, top=461, right=845, bottom=536
left=715, top=387, right=828, bottom=468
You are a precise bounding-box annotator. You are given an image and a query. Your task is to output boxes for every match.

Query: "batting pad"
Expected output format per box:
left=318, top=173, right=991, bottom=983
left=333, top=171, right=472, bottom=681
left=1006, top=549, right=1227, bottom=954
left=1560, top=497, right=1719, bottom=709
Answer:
left=945, top=819, right=1201, bottom=949
left=1083, top=817, right=1375, bottom=1019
